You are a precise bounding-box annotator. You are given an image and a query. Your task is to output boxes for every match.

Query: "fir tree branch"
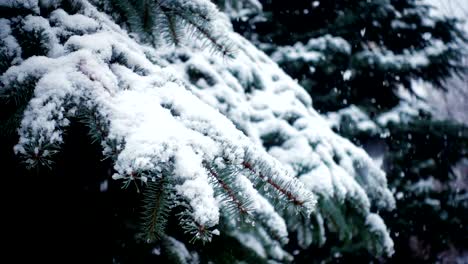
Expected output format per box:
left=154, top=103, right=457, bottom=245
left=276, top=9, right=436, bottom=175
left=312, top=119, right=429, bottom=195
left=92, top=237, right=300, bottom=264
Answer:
left=140, top=176, right=173, bottom=243
left=171, top=9, right=235, bottom=57
left=156, top=4, right=183, bottom=47
left=111, top=0, right=145, bottom=38
left=242, top=161, right=305, bottom=206
left=204, top=161, right=251, bottom=216
left=176, top=202, right=216, bottom=244
left=109, top=0, right=236, bottom=57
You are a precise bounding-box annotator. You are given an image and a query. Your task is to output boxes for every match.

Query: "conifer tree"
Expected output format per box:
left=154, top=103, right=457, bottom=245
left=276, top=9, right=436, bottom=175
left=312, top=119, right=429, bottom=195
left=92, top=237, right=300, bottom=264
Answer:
left=1, top=0, right=395, bottom=262
left=227, top=0, right=468, bottom=261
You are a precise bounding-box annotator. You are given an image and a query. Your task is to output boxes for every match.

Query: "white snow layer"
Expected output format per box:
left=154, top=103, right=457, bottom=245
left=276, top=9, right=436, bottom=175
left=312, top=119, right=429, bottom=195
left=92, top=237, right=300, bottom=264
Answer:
left=1, top=0, right=395, bottom=258
left=272, top=35, right=351, bottom=65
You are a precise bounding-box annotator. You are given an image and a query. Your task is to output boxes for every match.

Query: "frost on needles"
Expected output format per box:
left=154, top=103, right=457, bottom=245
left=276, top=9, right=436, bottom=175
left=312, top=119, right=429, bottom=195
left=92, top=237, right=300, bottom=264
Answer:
left=0, top=0, right=395, bottom=262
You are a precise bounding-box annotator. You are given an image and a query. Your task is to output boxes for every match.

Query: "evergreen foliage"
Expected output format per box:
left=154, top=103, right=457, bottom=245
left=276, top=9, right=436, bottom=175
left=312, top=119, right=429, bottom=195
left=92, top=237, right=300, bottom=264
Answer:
left=141, top=174, right=174, bottom=243
left=228, top=0, right=468, bottom=261
left=0, top=0, right=397, bottom=262
left=103, top=0, right=236, bottom=57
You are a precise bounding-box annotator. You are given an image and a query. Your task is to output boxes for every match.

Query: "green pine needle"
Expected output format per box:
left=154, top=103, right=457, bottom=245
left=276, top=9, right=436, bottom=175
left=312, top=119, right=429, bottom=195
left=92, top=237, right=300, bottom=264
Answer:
left=140, top=176, right=174, bottom=243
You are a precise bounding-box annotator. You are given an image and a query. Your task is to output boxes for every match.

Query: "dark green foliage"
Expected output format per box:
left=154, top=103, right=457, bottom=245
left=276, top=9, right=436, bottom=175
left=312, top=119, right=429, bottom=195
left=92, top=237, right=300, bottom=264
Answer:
left=76, top=105, right=122, bottom=162
left=197, top=232, right=269, bottom=264
left=186, top=63, right=217, bottom=87
left=108, top=48, right=151, bottom=76
left=77, top=106, right=111, bottom=144
left=289, top=196, right=389, bottom=259
left=105, top=0, right=236, bottom=57
left=0, top=43, right=15, bottom=75
left=380, top=119, right=468, bottom=262
left=12, top=21, right=50, bottom=60
left=60, top=0, right=85, bottom=15
left=140, top=177, right=174, bottom=242
left=260, top=129, right=287, bottom=150
left=0, top=1, right=35, bottom=18
left=0, top=73, right=38, bottom=137
left=385, top=119, right=468, bottom=183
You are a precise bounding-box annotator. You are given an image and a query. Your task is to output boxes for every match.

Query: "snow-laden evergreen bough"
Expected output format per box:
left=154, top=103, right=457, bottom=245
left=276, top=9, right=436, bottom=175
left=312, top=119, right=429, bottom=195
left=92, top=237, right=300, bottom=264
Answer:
left=163, top=31, right=395, bottom=258
left=0, top=0, right=394, bottom=261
